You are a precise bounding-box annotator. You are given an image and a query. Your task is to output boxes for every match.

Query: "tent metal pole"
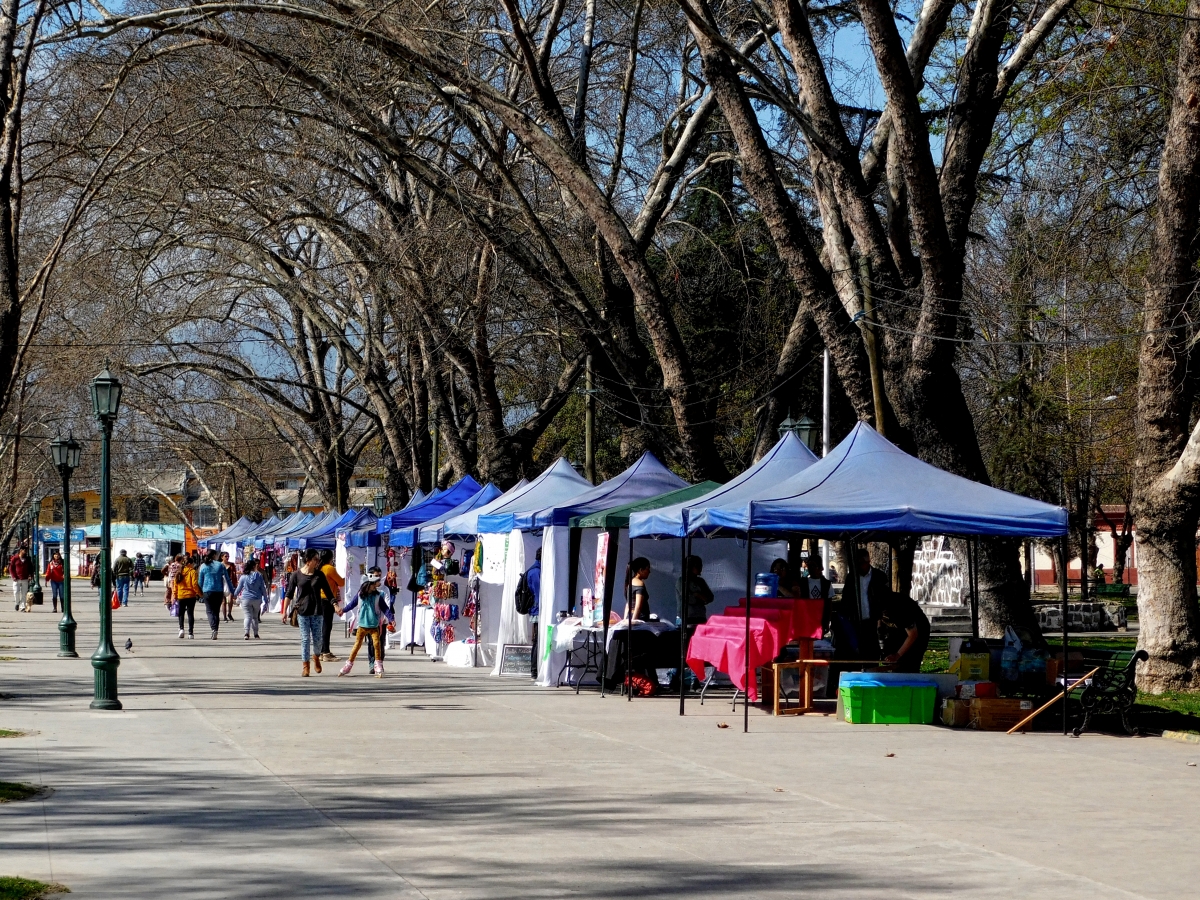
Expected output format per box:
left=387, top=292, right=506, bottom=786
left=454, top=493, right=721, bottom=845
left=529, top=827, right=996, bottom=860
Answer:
left=679, top=535, right=691, bottom=716
left=599, top=527, right=619, bottom=698
left=969, top=538, right=979, bottom=639
left=744, top=535, right=753, bottom=734
left=1060, top=535, right=1070, bottom=735
left=410, top=544, right=420, bottom=656
left=626, top=534, right=634, bottom=701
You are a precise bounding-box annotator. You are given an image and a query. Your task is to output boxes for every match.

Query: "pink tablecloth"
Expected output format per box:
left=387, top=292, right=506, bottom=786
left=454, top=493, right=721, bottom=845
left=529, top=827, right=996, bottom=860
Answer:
left=733, top=597, right=824, bottom=641
left=687, top=615, right=783, bottom=701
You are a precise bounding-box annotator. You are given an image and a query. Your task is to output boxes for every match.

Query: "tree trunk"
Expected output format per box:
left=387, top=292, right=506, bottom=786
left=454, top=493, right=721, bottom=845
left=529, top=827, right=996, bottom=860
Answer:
left=1132, top=0, right=1200, bottom=692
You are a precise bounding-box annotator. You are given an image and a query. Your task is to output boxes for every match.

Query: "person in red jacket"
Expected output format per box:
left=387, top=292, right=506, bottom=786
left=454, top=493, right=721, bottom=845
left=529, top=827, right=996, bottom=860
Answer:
left=9, top=547, right=32, bottom=612
left=44, top=550, right=65, bottom=613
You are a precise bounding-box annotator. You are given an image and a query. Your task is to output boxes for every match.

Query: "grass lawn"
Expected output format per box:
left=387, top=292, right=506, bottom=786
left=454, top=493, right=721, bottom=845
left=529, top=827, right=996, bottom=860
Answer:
left=0, top=782, right=42, bottom=803
left=0, top=877, right=69, bottom=899
left=0, top=729, right=24, bottom=738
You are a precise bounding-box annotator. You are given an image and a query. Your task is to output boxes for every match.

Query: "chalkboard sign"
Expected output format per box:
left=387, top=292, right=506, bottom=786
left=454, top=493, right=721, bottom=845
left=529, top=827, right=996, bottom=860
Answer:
left=498, top=643, right=533, bottom=677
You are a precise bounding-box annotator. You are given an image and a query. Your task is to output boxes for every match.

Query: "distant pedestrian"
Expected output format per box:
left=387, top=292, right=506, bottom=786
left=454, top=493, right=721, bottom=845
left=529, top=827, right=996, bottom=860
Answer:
left=220, top=552, right=238, bottom=622
left=164, top=554, right=182, bottom=608
left=234, top=557, right=267, bottom=639
left=44, top=550, right=65, bottom=613
left=318, top=549, right=343, bottom=662
left=112, top=549, right=134, bottom=606
left=198, top=550, right=234, bottom=639
left=284, top=549, right=334, bottom=676
left=133, top=553, right=147, bottom=594
left=174, top=556, right=201, bottom=639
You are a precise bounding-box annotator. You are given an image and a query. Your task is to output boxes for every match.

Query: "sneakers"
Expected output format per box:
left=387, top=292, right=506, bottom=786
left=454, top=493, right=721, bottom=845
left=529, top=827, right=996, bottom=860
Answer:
left=253, top=634, right=260, bottom=639
left=211, top=631, right=218, bottom=640
left=321, top=652, right=338, bottom=661
left=178, top=629, right=185, bottom=639
left=188, top=633, right=194, bottom=639
left=244, top=634, right=250, bottom=641
left=374, top=661, right=383, bottom=678
left=339, top=661, right=353, bottom=676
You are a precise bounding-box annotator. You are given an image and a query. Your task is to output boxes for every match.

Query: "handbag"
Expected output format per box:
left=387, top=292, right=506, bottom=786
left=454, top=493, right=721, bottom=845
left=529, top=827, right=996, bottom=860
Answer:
left=111, top=591, right=120, bottom=610
left=287, top=602, right=299, bottom=627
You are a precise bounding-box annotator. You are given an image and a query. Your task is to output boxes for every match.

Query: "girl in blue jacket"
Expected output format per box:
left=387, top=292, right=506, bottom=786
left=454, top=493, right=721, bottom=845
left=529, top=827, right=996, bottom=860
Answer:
left=338, top=573, right=386, bottom=677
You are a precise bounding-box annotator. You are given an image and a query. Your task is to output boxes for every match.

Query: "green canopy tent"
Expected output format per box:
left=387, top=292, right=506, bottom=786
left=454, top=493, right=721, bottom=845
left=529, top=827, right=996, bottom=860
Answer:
left=568, top=481, right=721, bottom=698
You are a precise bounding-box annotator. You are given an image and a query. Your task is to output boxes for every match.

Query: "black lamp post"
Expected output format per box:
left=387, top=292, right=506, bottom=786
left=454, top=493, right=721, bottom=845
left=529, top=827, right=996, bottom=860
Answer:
left=373, top=489, right=387, bottom=517
left=779, top=413, right=819, bottom=451
left=90, top=364, right=122, bottom=710
left=50, top=436, right=81, bottom=657
left=28, top=498, right=43, bottom=606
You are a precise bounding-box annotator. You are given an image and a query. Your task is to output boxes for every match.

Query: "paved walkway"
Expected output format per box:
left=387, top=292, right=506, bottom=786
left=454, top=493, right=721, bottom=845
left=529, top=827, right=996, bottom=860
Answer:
left=0, top=583, right=1195, bottom=899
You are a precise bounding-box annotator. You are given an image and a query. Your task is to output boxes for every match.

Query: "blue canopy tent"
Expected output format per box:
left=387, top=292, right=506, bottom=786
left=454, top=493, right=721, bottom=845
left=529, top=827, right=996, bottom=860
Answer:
left=390, top=483, right=504, bottom=549
left=439, top=479, right=529, bottom=540
left=299, top=508, right=376, bottom=550
left=198, top=516, right=258, bottom=550
left=238, top=515, right=279, bottom=547
left=475, top=459, right=592, bottom=535
left=680, top=423, right=1070, bottom=732
left=252, top=511, right=313, bottom=550
left=285, top=511, right=344, bottom=549
left=375, top=477, right=482, bottom=535
left=628, top=432, right=819, bottom=539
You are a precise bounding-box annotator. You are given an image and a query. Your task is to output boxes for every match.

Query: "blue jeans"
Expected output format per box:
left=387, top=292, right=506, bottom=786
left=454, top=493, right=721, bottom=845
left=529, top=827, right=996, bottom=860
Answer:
left=50, top=581, right=63, bottom=607
left=299, top=615, right=322, bottom=662
left=116, top=576, right=131, bottom=606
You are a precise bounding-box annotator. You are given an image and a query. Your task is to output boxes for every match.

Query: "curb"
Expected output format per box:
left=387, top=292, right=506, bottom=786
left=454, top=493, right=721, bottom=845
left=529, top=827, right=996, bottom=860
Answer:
left=1162, top=729, right=1200, bottom=744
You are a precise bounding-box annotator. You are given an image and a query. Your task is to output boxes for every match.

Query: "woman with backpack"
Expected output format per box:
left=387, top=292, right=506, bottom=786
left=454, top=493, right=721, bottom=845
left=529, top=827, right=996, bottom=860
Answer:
left=338, top=571, right=387, bottom=677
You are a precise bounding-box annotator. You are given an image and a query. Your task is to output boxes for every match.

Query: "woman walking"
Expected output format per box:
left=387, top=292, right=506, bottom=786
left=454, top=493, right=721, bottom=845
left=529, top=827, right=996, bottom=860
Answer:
left=198, top=550, right=234, bottom=639
left=284, top=549, right=333, bottom=676
left=318, top=549, right=343, bottom=662
left=44, top=550, right=65, bottom=613
left=164, top=554, right=182, bottom=609
left=234, top=557, right=267, bottom=639
left=220, top=552, right=239, bottom=622
left=174, top=555, right=201, bottom=639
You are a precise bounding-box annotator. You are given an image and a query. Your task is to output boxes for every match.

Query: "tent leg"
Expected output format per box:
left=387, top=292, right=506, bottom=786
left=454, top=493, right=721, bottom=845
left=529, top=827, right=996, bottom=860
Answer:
left=969, top=538, right=979, bottom=639
left=1060, top=535, right=1070, bottom=736
left=744, top=536, right=753, bottom=734
left=627, top=535, right=634, bottom=702
left=680, top=536, right=691, bottom=716
left=410, top=545, right=420, bottom=656
left=599, top=528, right=618, bottom=698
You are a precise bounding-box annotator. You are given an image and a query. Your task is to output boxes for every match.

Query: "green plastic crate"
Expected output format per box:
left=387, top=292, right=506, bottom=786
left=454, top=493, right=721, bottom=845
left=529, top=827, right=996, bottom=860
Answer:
left=839, top=683, right=937, bottom=724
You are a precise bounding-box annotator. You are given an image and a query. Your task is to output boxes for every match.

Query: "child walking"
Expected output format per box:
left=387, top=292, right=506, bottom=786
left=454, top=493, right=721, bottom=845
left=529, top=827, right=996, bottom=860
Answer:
left=339, top=572, right=386, bottom=678
left=235, top=557, right=267, bottom=639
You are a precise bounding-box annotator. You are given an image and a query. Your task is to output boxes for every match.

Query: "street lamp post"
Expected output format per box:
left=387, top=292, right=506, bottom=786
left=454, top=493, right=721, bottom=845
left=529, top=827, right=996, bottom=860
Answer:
left=51, top=436, right=82, bottom=657
left=29, top=498, right=43, bottom=607
left=373, top=489, right=387, bottom=517
left=90, top=364, right=122, bottom=710
left=778, top=413, right=819, bottom=452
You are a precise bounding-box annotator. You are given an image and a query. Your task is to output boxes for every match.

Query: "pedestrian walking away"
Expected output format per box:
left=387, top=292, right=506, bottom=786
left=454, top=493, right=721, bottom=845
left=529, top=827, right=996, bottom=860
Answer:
left=198, top=549, right=235, bottom=639
left=339, top=571, right=386, bottom=678
left=318, top=549, right=344, bottom=661
left=112, top=549, right=134, bottom=606
left=44, top=550, right=66, bottom=613
left=174, top=555, right=201, bottom=638
left=10, top=547, right=32, bottom=612
left=284, top=548, right=334, bottom=676
left=221, top=551, right=238, bottom=622
left=133, top=553, right=147, bottom=594
left=164, top=554, right=182, bottom=608
left=234, top=557, right=267, bottom=639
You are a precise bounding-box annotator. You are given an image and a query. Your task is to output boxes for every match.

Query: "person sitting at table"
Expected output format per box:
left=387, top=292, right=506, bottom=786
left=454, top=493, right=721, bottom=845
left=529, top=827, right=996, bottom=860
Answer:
left=677, top=555, right=715, bottom=625
left=769, top=558, right=797, bottom=598
left=877, top=591, right=931, bottom=673
left=624, top=557, right=651, bottom=621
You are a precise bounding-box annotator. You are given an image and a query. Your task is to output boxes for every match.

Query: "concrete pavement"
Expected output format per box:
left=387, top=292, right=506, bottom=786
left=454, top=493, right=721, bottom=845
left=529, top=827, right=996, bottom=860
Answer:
left=1, top=582, right=1196, bottom=899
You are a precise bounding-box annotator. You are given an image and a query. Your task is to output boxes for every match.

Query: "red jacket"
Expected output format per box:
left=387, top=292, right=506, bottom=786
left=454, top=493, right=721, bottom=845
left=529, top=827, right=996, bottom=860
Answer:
left=9, top=555, right=32, bottom=580
left=45, top=559, right=64, bottom=582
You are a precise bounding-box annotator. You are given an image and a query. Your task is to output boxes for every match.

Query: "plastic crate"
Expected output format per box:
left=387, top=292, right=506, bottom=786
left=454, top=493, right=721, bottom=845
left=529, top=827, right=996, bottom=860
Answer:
left=840, top=682, right=938, bottom=724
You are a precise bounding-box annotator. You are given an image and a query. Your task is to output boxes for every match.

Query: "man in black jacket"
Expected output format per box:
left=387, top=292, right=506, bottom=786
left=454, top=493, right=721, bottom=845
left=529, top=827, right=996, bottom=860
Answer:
left=850, top=550, right=890, bottom=660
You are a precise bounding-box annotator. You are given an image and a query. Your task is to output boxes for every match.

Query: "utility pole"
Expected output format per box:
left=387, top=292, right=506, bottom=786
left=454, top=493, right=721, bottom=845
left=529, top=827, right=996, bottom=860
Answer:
left=585, top=354, right=596, bottom=484
left=859, top=256, right=886, bottom=437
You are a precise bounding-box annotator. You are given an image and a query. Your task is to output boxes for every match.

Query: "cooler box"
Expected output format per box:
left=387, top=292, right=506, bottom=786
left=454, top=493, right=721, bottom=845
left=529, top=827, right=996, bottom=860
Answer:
left=839, top=677, right=938, bottom=724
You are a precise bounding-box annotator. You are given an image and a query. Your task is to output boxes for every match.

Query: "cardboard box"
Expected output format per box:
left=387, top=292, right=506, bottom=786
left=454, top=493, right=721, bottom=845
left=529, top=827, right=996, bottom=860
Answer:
left=942, top=698, right=971, bottom=727
left=969, top=698, right=1034, bottom=731
left=950, top=652, right=990, bottom=682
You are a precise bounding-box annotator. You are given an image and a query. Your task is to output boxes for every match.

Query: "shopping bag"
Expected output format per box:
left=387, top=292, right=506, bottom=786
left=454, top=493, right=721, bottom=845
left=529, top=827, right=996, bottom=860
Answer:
left=111, top=591, right=120, bottom=610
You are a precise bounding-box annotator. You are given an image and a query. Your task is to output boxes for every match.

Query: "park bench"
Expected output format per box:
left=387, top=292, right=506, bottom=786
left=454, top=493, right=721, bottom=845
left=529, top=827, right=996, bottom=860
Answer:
left=1073, top=649, right=1148, bottom=737
left=1095, top=583, right=1131, bottom=600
